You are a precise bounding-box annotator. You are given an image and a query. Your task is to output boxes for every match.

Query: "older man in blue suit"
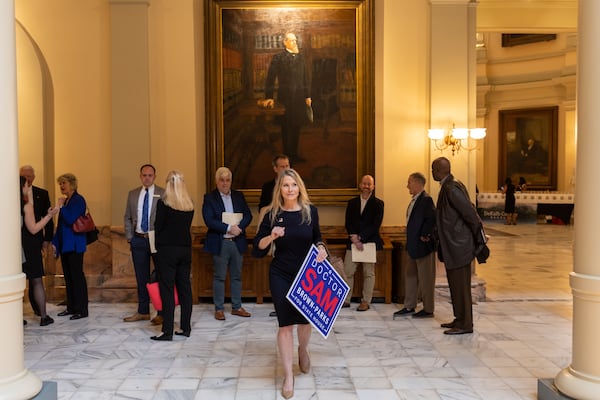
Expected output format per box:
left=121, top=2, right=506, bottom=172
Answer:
left=394, top=172, right=437, bottom=319
left=202, top=167, right=253, bottom=321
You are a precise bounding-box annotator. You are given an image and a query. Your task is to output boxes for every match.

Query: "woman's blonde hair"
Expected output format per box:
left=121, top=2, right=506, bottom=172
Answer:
left=57, top=173, right=78, bottom=191
left=269, top=169, right=312, bottom=226
left=162, top=170, right=194, bottom=211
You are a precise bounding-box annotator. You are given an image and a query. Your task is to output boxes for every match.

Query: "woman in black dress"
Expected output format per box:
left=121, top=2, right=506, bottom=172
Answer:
left=254, top=169, right=327, bottom=399
left=502, top=177, right=516, bottom=224
left=151, top=170, right=194, bottom=341
left=20, top=176, right=59, bottom=326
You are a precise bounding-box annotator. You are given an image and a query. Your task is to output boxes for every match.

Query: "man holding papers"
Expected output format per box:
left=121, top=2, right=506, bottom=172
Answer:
left=202, top=167, right=253, bottom=320
left=342, top=175, right=384, bottom=311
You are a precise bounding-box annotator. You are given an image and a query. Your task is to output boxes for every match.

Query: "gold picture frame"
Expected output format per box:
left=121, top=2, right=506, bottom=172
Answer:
left=204, top=0, right=374, bottom=205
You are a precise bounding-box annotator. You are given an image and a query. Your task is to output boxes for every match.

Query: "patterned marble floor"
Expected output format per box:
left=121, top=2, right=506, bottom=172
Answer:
left=23, top=223, right=575, bottom=400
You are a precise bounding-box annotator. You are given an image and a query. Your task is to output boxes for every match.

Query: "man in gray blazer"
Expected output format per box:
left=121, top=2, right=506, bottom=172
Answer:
left=123, top=164, right=165, bottom=324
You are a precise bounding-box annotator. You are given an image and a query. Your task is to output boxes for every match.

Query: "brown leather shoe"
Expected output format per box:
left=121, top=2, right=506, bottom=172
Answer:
left=231, top=307, right=251, bottom=317
left=150, top=315, right=163, bottom=325
left=443, top=327, right=473, bottom=335
left=123, top=313, right=150, bottom=322
left=357, top=301, right=370, bottom=311
left=215, top=310, right=226, bottom=320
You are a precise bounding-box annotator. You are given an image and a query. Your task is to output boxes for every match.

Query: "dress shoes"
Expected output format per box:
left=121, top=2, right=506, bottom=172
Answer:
left=298, top=347, right=311, bottom=374
left=40, top=315, right=55, bottom=326
left=123, top=313, right=150, bottom=322
left=357, top=301, right=370, bottom=311
left=57, top=310, right=74, bottom=317
left=443, top=327, right=473, bottom=335
left=150, top=333, right=173, bottom=341
left=269, top=311, right=278, bottom=317
left=175, top=330, right=190, bottom=337
left=70, top=313, right=88, bottom=320
left=231, top=307, right=251, bottom=317
left=342, top=302, right=350, bottom=308
left=413, top=310, right=434, bottom=318
left=393, top=308, right=414, bottom=318
left=215, top=310, right=226, bottom=320
left=151, top=315, right=163, bottom=325
left=281, top=377, right=294, bottom=399
left=440, top=321, right=457, bottom=328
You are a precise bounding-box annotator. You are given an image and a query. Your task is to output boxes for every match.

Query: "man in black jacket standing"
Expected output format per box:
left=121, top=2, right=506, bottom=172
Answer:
left=20, top=165, right=54, bottom=316
left=394, top=172, right=436, bottom=319
left=432, top=157, right=481, bottom=335
left=342, top=175, right=384, bottom=311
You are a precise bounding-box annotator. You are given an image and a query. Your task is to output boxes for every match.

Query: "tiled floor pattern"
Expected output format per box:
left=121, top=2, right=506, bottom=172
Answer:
left=24, top=223, right=574, bottom=399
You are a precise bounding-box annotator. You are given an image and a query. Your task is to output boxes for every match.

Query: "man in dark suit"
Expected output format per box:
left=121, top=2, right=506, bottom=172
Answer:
left=202, top=167, right=253, bottom=321
left=20, top=165, right=54, bottom=316
left=432, top=157, right=481, bottom=335
left=258, top=154, right=289, bottom=318
left=342, top=175, right=384, bottom=311
left=261, top=32, right=311, bottom=164
left=394, top=172, right=437, bottom=319
left=123, top=164, right=165, bottom=324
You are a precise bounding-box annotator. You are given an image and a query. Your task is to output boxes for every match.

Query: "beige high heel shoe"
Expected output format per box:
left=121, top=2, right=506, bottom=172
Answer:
left=281, top=376, right=294, bottom=399
left=298, top=346, right=311, bottom=374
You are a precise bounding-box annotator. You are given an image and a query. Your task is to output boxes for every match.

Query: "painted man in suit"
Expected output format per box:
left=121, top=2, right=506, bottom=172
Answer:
left=394, top=172, right=437, bottom=319
left=202, top=167, right=253, bottom=321
left=342, top=175, right=384, bottom=311
left=123, top=164, right=165, bottom=324
left=261, top=32, right=311, bottom=164
left=20, top=165, right=54, bottom=316
left=432, top=157, right=481, bottom=335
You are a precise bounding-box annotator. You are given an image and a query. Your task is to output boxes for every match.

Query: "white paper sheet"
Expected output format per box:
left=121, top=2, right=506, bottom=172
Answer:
left=351, top=242, right=376, bottom=263
left=222, top=212, right=243, bottom=226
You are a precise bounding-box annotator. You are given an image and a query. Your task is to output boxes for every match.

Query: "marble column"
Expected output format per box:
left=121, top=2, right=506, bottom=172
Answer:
left=554, top=0, right=600, bottom=399
left=0, top=0, right=43, bottom=398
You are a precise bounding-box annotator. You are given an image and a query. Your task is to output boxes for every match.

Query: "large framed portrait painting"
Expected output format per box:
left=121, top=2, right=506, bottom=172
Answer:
left=204, top=0, right=374, bottom=205
left=499, top=106, right=558, bottom=191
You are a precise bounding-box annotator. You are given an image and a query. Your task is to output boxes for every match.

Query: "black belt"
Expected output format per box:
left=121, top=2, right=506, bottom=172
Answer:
left=135, top=232, right=149, bottom=238
left=223, top=237, right=234, bottom=241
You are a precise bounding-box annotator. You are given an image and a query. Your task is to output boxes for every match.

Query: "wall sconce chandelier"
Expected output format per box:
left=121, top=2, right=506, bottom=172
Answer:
left=428, top=123, right=486, bottom=155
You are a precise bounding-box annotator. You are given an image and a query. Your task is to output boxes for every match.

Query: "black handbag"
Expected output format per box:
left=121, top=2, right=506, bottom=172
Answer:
left=86, top=227, right=99, bottom=245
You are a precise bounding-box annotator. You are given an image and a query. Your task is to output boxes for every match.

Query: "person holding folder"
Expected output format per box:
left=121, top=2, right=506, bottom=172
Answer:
left=202, top=167, right=253, bottom=321
left=342, top=175, right=384, bottom=311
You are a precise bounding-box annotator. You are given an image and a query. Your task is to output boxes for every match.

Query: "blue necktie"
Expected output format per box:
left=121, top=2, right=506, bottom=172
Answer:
left=141, top=188, right=149, bottom=232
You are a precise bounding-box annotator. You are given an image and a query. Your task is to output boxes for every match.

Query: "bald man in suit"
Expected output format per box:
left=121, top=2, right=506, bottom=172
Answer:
left=123, top=164, right=165, bottom=324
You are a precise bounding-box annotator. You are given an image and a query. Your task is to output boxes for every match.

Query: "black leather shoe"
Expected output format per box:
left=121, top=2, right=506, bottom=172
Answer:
left=413, top=310, right=434, bottom=318
left=443, top=327, right=473, bottom=335
left=393, top=308, right=414, bottom=317
left=69, top=313, right=88, bottom=320
left=40, top=316, right=55, bottom=326
left=57, top=310, right=73, bottom=317
left=174, top=330, right=190, bottom=337
left=151, top=333, right=173, bottom=341
left=440, top=321, right=457, bottom=328
left=269, top=311, right=278, bottom=317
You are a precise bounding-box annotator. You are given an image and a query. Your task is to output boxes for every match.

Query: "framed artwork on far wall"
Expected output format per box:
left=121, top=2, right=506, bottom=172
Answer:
left=499, top=106, right=558, bottom=191
left=204, top=0, right=375, bottom=206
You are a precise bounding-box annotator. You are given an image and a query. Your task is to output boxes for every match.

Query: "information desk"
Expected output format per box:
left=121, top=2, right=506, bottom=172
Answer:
left=477, top=192, right=575, bottom=224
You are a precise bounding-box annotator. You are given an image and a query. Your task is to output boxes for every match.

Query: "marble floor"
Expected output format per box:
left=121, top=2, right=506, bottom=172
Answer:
left=23, top=223, right=575, bottom=400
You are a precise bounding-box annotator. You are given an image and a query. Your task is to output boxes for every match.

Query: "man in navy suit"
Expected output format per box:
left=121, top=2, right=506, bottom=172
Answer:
left=202, top=167, right=253, bottom=321
left=394, top=172, right=437, bottom=319
left=342, top=175, right=384, bottom=311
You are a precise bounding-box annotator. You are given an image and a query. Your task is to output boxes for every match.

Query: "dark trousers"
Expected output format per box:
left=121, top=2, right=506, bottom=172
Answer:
left=61, top=251, right=88, bottom=315
left=446, top=263, right=473, bottom=330
left=130, top=236, right=158, bottom=314
left=157, top=245, right=193, bottom=335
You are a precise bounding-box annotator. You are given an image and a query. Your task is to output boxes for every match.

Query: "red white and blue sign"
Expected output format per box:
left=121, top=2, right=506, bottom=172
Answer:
left=286, top=244, right=350, bottom=338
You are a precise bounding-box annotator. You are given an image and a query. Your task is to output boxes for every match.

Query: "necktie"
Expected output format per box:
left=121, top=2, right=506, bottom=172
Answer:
left=141, top=188, right=149, bottom=232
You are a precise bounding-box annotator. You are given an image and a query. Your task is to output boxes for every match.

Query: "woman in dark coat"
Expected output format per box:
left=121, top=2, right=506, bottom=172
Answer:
left=502, top=177, right=516, bottom=225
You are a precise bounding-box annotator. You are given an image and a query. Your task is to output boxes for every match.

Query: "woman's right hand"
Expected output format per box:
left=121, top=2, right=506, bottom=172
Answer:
left=47, top=206, right=60, bottom=217
left=271, top=226, right=285, bottom=239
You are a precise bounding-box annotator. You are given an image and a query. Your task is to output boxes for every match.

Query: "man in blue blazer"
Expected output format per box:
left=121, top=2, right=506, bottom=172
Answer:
left=394, top=172, right=437, bottom=319
left=202, top=167, right=253, bottom=321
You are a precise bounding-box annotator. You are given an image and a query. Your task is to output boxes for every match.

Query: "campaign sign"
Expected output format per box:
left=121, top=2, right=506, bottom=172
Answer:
left=286, top=244, right=350, bottom=338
